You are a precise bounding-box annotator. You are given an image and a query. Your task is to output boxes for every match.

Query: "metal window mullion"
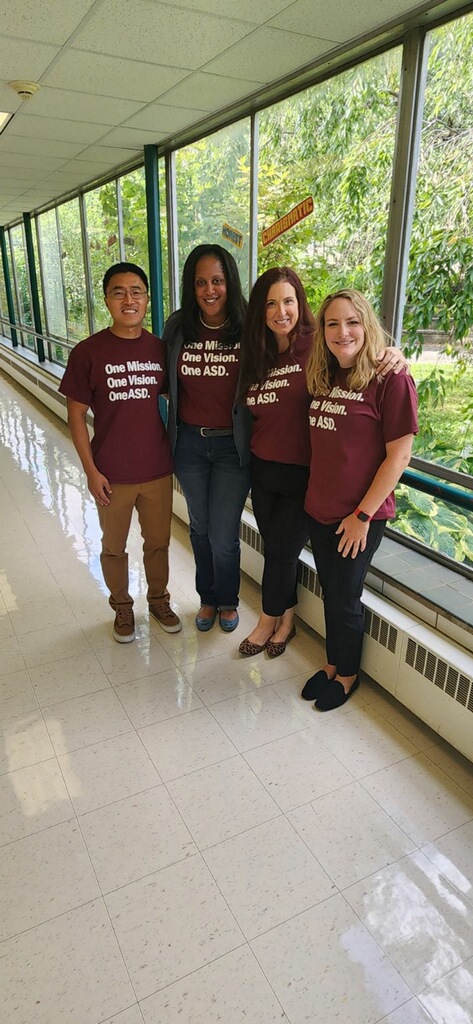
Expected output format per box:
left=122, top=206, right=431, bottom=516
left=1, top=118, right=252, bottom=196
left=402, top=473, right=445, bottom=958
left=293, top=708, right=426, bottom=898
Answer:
left=117, top=178, right=125, bottom=260
left=79, top=192, right=94, bottom=336
left=248, top=111, right=259, bottom=295
left=55, top=205, right=69, bottom=356
left=0, top=226, right=18, bottom=346
left=23, top=212, right=44, bottom=360
left=144, top=144, right=164, bottom=335
left=381, top=27, right=430, bottom=343
left=36, top=215, right=51, bottom=344
left=8, top=230, right=23, bottom=347
left=165, top=149, right=179, bottom=313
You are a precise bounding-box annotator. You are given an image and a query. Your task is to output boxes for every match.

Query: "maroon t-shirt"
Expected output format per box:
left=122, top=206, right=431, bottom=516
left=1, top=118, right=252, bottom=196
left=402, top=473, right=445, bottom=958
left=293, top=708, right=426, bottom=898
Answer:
left=177, top=324, right=240, bottom=429
left=246, top=332, right=312, bottom=466
left=305, top=368, right=418, bottom=523
left=59, top=328, right=173, bottom=484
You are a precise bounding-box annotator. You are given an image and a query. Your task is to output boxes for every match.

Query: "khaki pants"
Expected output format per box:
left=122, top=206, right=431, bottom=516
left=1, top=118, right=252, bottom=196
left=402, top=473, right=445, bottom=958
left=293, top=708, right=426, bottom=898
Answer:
left=97, top=476, right=173, bottom=609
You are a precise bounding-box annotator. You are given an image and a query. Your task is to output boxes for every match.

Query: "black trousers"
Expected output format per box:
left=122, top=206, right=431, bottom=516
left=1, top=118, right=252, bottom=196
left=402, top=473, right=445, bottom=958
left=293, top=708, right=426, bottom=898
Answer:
left=250, top=455, right=310, bottom=617
left=308, top=517, right=386, bottom=676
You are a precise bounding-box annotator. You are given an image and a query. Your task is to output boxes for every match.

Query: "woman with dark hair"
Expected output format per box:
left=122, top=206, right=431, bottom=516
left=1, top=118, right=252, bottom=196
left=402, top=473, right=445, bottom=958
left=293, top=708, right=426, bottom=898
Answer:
left=237, top=267, right=315, bottom=656
left=163, top=244, right=251, bottom=632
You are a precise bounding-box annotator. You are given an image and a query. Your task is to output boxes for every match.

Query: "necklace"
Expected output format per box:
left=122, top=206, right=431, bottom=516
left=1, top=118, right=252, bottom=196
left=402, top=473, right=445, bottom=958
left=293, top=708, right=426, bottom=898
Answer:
left=199, top=311, right=230, bottom=330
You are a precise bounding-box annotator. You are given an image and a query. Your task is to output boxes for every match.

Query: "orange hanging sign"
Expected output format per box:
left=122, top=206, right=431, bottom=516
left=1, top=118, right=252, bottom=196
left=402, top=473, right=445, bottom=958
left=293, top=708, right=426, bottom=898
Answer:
left=262, top=196, right=314, bottom=247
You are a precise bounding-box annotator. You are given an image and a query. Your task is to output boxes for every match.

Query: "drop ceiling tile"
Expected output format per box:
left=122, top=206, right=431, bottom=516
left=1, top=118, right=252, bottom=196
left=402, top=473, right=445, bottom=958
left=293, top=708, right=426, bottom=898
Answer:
left=0, top=208, right=20, bottom=220
left=97, top=126, right=167, bottom=149
left=0, top=151, right=64, bottom=172
left=159, top=71, right=263, bottom=111
left=0, top=39, right=60, bottom=81
left=0, top=137, right=85, bottom=160
left=42, top=164, right=108, bottom=184
left=7, top=115, right=112, bottom=144
left=0, top=168, right=42, bottom=182
left=72, top=0, right=255, bottom=69
left=126, top=103, right=208, bottom=134
left=42, top=49, right=190, bottom=103
left=268, top=0, right=423, bottom=42
left=204, top=25, right=332, bottom=82
left=24, top=88, right=143, bottom=126
left=1, top=0, right=97, bottom=46
left=0, top=86, right=20, bottom=113
left=17, top=190, right=59, bottom=205
left=164, top=0, right=290, bottom=21
left=74, top=145, right=137, bottom=164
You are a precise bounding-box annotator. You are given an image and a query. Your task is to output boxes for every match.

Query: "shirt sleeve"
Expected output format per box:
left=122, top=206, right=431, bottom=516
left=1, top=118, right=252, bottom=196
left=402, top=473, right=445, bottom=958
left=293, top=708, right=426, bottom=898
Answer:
left=380, top=369, right=418, bottom=443
left=58, top=344, right=93, bottom=407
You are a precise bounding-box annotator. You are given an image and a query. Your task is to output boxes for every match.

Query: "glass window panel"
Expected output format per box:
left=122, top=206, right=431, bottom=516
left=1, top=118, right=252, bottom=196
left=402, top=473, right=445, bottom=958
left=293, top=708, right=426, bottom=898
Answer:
left=258, top=49, right=402, bottom=309
left=0, top=265, right=11, bottom=339
left=37, top=209, right=67, bottom=338
left=391, top=481, right=473, bottom=571
left=175, top=118, right=250, bottom=294
left=5, top=235, right=18, bottom=321
left=32, top=218, right=46, bottom=332
left=402, top=13, right=473, bottom=478
left=10, top=224, right=33, bottom=330
left=120, top=168, right=149, bottom=274
left=118, top=166, right=152, bottom=328
left=57, top=198, right=88, bottom=342
left=158, top=157, right=169, bottom=321
left=84, top=183, right=120, bottom=331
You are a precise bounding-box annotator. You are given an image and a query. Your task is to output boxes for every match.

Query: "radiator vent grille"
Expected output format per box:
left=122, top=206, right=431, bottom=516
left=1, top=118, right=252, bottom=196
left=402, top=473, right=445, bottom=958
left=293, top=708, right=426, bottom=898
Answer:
left=364, top=609, right=398, bottom=653
left=297, top=561, right=323, bottom=599
left=240, top=521, right=264, bottom=555
left=405, top=639, right=473, bottom=711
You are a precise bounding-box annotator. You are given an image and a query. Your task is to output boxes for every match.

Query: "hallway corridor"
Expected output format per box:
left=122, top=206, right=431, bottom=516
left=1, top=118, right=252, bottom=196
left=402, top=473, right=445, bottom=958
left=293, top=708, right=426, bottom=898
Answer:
left=1, top=371, right=473, bottom=1024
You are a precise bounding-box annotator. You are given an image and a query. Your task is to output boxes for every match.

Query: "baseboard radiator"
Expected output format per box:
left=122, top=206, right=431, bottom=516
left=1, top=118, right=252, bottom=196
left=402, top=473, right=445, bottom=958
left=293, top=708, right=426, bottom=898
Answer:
left=176, top=487, right=473, bottom=762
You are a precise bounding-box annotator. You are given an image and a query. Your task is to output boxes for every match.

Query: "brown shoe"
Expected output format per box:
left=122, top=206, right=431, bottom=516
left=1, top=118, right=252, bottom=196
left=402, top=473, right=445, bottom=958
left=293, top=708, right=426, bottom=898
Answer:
left=113, top=607, right=135, bottom=643
left=267, top=625, right=296, bottom=658
left=149, top=598, right=182, bottom=633
left=239, top=635, right=273, bottom=657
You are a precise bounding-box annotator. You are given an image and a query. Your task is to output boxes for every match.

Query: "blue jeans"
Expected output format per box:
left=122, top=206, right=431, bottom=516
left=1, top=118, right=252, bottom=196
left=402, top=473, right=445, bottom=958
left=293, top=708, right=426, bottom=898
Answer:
left=174, top=424, right=250, bottom=609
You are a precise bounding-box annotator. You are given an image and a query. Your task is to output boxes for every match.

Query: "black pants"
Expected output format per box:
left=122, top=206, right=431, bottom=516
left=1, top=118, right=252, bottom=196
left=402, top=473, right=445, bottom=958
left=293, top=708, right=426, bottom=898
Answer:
left=309, top=517, right=386, bottom=676
left=250, top=455, right=310, bottom=617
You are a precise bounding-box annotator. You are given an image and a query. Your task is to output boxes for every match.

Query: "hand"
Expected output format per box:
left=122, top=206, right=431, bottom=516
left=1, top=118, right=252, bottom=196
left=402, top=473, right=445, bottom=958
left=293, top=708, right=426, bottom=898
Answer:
left=87, top=469, right=112, bottom=506
left=375, top=347, right=408, bottom=376
left=336, top=514, right=369, bottom=558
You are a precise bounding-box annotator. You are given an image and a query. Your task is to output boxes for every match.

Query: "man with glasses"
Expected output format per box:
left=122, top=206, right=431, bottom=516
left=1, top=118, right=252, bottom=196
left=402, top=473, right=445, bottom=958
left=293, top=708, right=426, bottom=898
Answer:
left=59, top=261, right=181, bottom=643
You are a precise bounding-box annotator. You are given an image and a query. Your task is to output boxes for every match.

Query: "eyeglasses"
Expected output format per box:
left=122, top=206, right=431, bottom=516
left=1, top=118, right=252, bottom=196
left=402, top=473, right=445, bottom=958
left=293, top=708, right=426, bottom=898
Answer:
left=107, top=287, right=148, bottom=299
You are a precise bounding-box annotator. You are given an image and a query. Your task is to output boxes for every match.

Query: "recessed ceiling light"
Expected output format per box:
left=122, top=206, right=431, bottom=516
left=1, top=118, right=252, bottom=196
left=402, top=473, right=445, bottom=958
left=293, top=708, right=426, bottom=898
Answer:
left=0, top=111, right=13, bottom=135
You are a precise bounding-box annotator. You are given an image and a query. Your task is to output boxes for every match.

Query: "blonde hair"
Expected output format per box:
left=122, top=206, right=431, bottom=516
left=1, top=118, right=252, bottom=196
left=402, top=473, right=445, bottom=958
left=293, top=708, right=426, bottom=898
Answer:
left=306, top=289, right=392, bottom=395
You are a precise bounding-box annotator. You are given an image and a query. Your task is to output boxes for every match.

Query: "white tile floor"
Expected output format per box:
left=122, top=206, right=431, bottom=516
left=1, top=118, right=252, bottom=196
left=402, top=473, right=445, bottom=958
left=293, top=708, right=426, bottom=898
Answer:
left=1, top=370, right=473, bottom=1024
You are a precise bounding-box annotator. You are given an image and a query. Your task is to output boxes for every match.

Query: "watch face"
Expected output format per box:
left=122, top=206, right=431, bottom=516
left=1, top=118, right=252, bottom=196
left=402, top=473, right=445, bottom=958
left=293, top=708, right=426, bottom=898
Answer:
left=357, top=510, right=370, bottom=522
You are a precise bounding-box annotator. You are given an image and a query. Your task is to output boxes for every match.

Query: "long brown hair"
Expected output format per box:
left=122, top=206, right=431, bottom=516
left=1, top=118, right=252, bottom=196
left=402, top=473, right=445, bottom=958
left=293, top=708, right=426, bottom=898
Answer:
left=306, top=288, right=392, bottom=395
left=238, top=267, right=315, bottom=400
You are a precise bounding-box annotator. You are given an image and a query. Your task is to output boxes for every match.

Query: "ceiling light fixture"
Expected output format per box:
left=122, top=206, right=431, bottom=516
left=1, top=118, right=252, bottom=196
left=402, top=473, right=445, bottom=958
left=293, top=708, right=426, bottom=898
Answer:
left=0, top=111, right=14, bottom=135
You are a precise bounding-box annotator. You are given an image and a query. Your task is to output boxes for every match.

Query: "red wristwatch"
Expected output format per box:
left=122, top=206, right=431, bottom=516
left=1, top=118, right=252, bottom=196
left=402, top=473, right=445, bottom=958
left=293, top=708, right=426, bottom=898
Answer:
left=354, top=507, right=372, bottom=522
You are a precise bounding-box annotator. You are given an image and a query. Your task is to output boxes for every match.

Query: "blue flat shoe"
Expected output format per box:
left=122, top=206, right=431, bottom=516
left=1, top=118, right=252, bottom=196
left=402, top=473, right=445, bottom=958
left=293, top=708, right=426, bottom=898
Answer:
left=219, top=610, right=239, bottom=633
left=195, top=606, right=217, bottom=631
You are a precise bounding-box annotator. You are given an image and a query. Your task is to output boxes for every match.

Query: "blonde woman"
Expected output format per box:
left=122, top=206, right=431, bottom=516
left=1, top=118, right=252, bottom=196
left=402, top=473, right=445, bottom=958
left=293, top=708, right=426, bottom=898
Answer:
left=302, top=289, right=418, bottom=710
